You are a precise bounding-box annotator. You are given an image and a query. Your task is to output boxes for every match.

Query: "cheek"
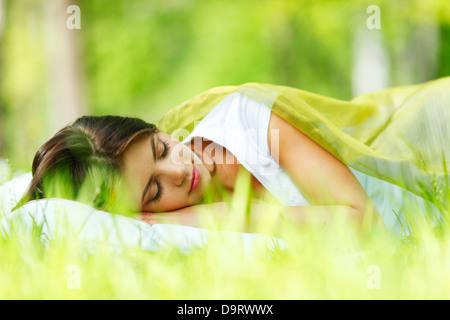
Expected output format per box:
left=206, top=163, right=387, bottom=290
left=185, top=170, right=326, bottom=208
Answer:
left=156, top=187, right=193, bottom=212
left=197, top=167, right=211, bottom=194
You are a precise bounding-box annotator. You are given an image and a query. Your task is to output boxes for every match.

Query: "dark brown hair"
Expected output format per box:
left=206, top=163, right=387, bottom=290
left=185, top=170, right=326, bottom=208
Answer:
left=17, top=115, right=157, bottom=212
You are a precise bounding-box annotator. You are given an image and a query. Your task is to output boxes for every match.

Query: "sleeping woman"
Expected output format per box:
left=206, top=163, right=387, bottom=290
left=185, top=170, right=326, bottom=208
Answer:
left=19, top=77, right=450, bottom=235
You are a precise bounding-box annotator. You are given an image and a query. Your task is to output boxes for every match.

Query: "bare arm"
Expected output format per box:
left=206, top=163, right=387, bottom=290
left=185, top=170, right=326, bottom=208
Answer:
left=136, top=203, right=230, bottom=229
left=136, top=200, right=374, bottom=236
left=268, top=112, right=385, bottom=230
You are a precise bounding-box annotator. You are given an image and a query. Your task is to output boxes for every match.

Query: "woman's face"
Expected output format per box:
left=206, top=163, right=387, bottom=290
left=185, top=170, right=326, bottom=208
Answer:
left=122, top=131, right=213, bottom=212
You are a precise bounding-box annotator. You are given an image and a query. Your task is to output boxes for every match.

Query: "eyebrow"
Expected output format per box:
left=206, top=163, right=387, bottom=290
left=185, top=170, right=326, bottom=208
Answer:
left=141, top=135, right=158, bottom=204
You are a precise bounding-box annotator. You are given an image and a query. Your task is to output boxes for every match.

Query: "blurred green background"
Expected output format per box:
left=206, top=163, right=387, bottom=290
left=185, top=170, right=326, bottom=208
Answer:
left=0, top=0, right=449, bottom=171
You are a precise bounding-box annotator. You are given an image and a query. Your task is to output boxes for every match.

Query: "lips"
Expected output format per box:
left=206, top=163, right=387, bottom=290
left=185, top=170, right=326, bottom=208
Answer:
left=189, top=165, right=200, bottom=193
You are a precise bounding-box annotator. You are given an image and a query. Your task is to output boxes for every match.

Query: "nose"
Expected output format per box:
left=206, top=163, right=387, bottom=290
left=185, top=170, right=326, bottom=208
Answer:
left=160, top=162, right=187, bottom=186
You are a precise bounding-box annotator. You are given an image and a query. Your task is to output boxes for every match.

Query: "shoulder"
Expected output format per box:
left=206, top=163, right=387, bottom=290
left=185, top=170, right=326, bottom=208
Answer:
left=268, top=112, right=322, bottom=167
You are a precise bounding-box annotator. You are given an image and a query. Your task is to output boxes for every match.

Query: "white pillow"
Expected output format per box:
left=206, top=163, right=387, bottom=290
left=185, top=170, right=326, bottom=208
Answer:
left=0, top=172, right=32, bottom=216
left=0, top=173, right=287, bottom=255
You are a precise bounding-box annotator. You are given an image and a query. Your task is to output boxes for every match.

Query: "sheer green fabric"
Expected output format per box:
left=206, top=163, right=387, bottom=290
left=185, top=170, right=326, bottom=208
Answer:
left=157, top=77, right=450, bottom=208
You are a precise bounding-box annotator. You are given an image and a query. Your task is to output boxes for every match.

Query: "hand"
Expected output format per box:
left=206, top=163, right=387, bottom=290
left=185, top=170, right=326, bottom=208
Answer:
left=135, top=201, right=281, bottom=233
left=136, top=207, right=199, bottom=227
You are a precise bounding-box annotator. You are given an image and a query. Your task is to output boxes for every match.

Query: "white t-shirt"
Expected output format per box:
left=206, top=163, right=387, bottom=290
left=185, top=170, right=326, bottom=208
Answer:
left=182, top=92, right=442, bottom=234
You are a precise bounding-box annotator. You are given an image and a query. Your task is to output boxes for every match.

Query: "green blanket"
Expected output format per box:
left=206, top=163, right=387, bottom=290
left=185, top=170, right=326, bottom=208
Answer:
left=157, top=77, right=450, bottom=209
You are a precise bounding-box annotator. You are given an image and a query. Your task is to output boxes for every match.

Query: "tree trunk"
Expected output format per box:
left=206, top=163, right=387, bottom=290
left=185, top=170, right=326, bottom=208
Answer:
left=0, top=0, right=5, bottom=156
left=45, top=0, right=85, bottom=133
left=351, top=27, right=390, bottom=96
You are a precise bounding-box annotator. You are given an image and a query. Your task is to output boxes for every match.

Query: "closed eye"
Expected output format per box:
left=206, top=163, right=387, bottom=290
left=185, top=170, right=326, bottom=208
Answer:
left=152, top=140, right=170, bottom=203
left=153, top=180, right=163, bottom=202
left=160, top=140, right=170, bottom=159
left=142, top=137, right=169, bottom=207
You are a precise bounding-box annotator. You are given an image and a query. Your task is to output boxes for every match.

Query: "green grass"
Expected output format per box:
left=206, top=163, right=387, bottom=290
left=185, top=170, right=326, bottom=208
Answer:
left=1, top=212, right=449, bottom=299
left=1, top=166, right=450, bottom=300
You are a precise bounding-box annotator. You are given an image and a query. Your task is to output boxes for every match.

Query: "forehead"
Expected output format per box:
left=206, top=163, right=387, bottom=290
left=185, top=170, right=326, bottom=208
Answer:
left=120, top=134, right=155, bottom=200
left=122, top=133, right=154, bottom=165
left=122, top=130, right=177, bottom=167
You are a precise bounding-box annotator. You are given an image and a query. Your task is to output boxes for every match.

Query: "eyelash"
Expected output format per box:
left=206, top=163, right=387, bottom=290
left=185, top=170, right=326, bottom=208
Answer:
left=153, top=140, right=170, bottom=202
left=160, top=141, right=170, bottom=159
left=154, top=180, right=163, bottom=202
